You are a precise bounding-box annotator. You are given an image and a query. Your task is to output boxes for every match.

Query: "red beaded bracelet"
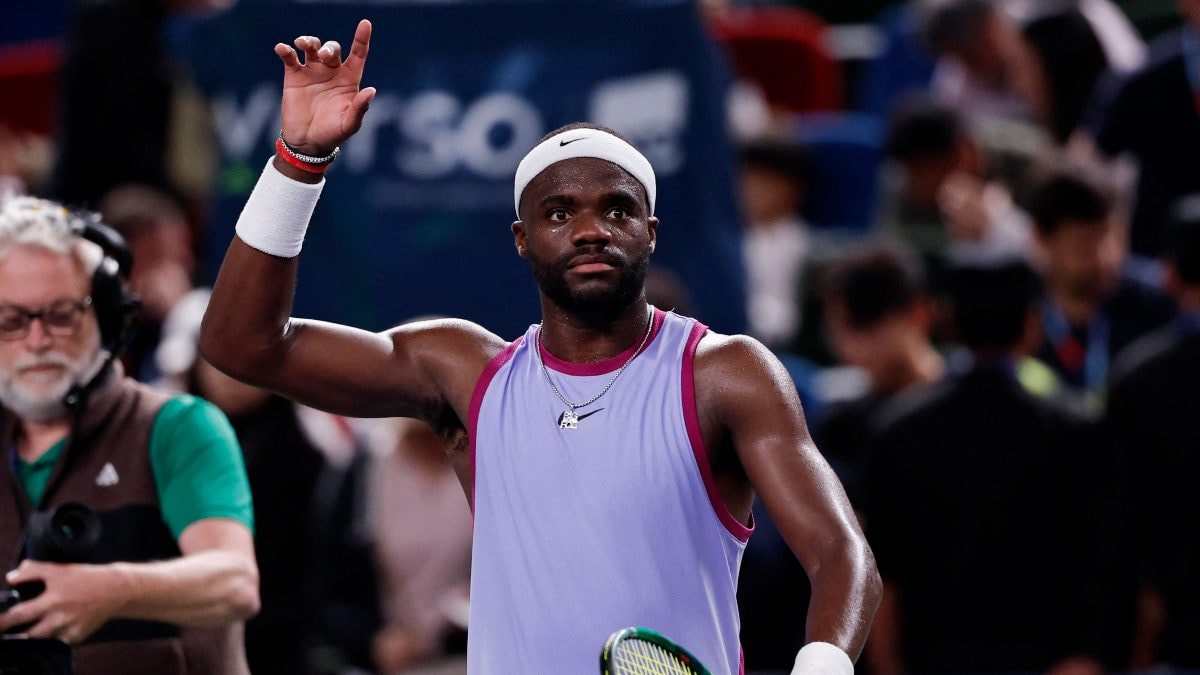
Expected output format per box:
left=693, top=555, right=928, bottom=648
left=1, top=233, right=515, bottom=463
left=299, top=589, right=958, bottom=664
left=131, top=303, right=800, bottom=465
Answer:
left=275, top=137, right=334, bottom=175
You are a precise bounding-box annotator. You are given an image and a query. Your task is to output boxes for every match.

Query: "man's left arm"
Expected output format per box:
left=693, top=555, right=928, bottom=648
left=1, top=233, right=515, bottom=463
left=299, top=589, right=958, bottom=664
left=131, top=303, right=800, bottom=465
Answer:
left=696, top=333, right=881, bottom=669
left=0, top=518, right=259, bottom=643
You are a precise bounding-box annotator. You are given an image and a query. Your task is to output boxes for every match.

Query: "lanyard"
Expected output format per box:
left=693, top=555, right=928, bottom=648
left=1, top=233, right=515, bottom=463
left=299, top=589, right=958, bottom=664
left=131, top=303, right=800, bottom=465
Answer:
left=1042, top=300, right=1111, bottom=394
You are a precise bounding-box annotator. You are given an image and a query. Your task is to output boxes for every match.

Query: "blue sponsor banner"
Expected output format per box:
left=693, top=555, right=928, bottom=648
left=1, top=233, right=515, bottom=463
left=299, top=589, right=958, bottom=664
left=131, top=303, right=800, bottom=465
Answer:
left=184, top=0, right=746, bottom=338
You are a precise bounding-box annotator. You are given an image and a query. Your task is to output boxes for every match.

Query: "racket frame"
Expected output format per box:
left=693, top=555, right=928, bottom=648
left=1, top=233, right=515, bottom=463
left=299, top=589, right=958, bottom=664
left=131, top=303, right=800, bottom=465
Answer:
left=600, top=626, right=713, bottom=675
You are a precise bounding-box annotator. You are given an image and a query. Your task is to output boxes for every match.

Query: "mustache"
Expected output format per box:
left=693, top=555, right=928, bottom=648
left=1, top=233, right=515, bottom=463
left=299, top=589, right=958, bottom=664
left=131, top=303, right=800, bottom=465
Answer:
left=14, top=353, right=74, bottom=373
left=557, top=249, right=626, bottom=270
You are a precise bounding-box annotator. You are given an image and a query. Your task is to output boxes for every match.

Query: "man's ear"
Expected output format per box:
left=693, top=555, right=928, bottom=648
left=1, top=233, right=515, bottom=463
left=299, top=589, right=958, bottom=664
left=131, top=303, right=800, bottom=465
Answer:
left=512, top=220, right=527, bottom=258
left=647, top=216, right=659, bottom=254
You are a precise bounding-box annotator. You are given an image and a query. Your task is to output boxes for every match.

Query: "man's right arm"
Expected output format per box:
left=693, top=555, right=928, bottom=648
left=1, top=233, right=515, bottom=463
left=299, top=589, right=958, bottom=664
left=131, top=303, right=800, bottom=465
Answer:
left=200, top=21, right=504, bottom=420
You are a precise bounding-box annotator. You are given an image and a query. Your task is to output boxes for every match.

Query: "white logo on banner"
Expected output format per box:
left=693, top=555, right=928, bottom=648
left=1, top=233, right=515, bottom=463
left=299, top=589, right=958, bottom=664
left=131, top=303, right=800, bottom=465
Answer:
left=589, top=70, right=689, bottom=176
left=213, top=71, right=687, bottom=180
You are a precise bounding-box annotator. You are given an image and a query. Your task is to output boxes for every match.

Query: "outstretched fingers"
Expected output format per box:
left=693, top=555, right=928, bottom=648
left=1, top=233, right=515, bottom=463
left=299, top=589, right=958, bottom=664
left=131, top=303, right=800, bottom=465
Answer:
left=346, top=86, right=378, bottom=134
left=344, top=19, right=372, bottom=74
left=354, top=87, right=377, bottom=111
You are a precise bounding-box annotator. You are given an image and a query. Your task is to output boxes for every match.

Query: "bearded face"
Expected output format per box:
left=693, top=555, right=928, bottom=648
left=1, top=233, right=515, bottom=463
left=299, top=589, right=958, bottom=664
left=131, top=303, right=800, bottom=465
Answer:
left=526, top=243, right=650, bottom=318
left=0, top=338, right=104, bottom=422
left=514, top=157, right=657, bottom=321
left=0, top=245, right=105, bottom=423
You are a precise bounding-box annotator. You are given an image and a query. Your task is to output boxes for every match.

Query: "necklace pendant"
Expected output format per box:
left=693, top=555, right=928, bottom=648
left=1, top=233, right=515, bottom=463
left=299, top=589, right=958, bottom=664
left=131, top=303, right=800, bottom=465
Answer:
left=558, top=410, right=580, bottom=429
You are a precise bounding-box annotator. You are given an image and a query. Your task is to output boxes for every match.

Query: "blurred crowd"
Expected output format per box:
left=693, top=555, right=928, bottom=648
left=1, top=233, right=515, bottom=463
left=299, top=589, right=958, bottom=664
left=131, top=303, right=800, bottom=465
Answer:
left=2, top=0, right=1199, bottom=673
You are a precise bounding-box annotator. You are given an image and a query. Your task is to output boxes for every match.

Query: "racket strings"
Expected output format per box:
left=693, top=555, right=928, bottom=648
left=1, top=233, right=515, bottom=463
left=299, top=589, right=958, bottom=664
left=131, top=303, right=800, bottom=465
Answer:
left=611, top=638, right=694, bottom=675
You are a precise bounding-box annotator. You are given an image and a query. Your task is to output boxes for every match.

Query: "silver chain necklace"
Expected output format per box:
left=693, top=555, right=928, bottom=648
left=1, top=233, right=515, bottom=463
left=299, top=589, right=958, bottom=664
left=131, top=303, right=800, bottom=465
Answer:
left=534, top=307, right=654, bottom=429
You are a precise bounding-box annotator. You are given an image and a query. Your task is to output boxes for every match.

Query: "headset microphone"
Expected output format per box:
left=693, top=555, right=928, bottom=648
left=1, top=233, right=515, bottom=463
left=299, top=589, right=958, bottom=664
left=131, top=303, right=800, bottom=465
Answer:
left=61, top=213, right=141, bottom=412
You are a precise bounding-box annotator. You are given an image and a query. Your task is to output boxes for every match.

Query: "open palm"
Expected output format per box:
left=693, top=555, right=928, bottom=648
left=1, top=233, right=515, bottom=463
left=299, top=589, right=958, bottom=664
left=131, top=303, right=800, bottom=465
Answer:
left=275, top=19, right=377, bottom=156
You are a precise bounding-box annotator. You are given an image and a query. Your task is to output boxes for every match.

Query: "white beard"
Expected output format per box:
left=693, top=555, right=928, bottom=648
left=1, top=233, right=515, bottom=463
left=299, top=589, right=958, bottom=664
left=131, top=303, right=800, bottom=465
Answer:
left=0, top=339, right=106, bottom=423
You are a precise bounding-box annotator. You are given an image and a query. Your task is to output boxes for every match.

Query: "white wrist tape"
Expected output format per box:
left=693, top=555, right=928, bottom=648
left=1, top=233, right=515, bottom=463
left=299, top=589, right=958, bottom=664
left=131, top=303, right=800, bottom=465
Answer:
left=234, top=159, right=325, bottom=258
left=791, top=642, right=853, bottom=675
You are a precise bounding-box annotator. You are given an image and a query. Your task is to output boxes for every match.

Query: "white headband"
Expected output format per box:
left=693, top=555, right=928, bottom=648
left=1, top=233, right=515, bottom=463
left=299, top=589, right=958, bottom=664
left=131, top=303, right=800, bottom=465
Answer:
left=513, top=128, right=656, bottom=218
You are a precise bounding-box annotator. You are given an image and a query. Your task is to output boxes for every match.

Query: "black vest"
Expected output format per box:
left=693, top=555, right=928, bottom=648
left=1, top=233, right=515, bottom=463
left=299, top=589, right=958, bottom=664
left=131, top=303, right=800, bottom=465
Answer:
left=0, top=369, right=248, bottom=675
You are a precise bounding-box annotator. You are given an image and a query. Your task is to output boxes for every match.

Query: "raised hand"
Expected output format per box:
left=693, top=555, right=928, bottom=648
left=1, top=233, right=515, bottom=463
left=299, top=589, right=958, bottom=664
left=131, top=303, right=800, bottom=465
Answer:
left=274, top=19, right=377, bottom=157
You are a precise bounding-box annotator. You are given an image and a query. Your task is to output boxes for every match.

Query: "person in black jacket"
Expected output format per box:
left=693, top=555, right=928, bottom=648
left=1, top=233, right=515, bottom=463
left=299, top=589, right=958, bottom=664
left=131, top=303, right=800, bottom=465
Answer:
left=1107, top=194, right=1200, bottom=669
left=863, top=261, right=1129, bottom=673
left=1093, top=0, right=1200, bottom=263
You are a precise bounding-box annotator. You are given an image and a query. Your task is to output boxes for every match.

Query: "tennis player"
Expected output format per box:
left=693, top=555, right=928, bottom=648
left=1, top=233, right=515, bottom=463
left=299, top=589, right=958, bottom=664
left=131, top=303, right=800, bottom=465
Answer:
left=200, top=19, right=880, bottom=675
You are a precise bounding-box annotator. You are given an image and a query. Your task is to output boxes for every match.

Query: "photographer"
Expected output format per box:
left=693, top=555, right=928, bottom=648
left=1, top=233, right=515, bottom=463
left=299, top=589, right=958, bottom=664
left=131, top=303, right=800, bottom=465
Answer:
left=0, top=197, right=258, bottom=675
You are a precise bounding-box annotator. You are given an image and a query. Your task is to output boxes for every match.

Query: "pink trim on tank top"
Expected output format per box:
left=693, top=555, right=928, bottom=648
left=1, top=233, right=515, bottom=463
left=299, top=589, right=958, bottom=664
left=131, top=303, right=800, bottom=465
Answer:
left=469, top=337, right=523, bottom=512
left=681, top=321, right=754, bottom=543
left=538, top=307, right=666, bottom=375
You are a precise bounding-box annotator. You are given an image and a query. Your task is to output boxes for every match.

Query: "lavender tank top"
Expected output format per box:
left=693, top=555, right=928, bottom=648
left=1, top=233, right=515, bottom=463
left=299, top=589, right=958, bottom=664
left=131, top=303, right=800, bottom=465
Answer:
left=467, top=308, right=752, bottom=674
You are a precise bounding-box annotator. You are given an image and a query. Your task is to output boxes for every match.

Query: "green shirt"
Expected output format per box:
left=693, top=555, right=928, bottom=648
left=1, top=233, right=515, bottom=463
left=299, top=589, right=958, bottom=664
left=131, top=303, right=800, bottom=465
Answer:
left=17, top=395, right=254, bottom=539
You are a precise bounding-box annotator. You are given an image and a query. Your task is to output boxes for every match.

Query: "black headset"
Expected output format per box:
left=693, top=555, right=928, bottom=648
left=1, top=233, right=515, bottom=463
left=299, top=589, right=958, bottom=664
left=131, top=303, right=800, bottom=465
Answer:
left=60, top=213, right=142, bottom=410
left=70, top=213, right=141, bottom=354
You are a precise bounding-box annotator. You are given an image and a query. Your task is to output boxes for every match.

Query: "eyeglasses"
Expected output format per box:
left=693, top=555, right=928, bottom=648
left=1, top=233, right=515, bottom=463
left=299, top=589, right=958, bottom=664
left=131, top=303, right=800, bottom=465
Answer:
left=0, top=297, right=94, bottom=341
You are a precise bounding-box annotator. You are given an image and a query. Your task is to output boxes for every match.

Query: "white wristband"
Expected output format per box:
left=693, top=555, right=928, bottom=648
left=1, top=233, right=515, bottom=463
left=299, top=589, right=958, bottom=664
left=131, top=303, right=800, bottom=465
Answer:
left=234, top=159, right=325, bottom=258
left=791, top=642, right=853, bottom=675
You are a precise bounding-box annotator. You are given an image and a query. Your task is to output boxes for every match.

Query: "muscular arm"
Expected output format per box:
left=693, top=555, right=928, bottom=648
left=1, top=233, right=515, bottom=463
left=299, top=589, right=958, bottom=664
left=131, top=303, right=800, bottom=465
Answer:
left=203, top=238, right=502, bottom=419
left=695, top=333, right=881, bottom=659
left=0, top=519, right=258, bottom=644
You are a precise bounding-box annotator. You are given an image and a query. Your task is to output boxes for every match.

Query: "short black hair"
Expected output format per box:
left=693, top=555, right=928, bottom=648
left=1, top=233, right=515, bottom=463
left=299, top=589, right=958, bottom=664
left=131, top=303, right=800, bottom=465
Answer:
left=1168, top=193, right=1200, bottom=284
left=1022, top=162, right=1116, bottom=236
left=923, top=0, right=995, bottom=56
left=1021, top=9, right=1108, bottom=143
left=825, top=248, right=926, bottom=328
left=886, top=97, right=965, bottom=161
left=947, top=260, right=1042, bottom=350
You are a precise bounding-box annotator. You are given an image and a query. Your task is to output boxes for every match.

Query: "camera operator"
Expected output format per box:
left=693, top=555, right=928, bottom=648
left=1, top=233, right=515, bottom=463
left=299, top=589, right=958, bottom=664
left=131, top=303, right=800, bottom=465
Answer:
left=0, top=196, right=259, bottom=675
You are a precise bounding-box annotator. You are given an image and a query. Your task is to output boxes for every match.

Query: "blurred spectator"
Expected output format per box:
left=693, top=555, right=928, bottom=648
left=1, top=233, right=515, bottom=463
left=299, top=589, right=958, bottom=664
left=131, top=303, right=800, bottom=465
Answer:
left=816, top=248, right=944, bottom=503
left=876, top=97, right=1031, bottom=289
left=923, top=0, right=1039, bottom=125
left=0, top=198, right=257, bottom=674
left=1005, top=0, right=1146, bottom=74
left=741, top=250, right=943, bottom=673
left=156, top=288, right=381, bottom=675
left=52, top=0, right=177, bottom=207
left=50, top=0, right=227, bottom=211
left=1107, top=193, right=1200, bottom=669
left=101, top=184, right=197, bottom=382
left=307, top=427, right=384, bottom=675
left=863, top=261, right=1125, bottom=673
left=739, top=137, right=812, bottom=349
left=1024, top=162, right=1176, bottom=402
left=368, top=418, right=471, bottom=675
left=1092, top=0, right=1200, bottom=265
left=0, top=125, right=53, bottom=200
left=1020, top=8, right=1111, bottom=144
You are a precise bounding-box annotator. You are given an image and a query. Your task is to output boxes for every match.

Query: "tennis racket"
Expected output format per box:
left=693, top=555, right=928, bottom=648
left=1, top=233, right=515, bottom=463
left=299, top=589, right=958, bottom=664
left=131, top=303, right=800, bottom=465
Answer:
left=600, top=626, right=712, bottom=675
